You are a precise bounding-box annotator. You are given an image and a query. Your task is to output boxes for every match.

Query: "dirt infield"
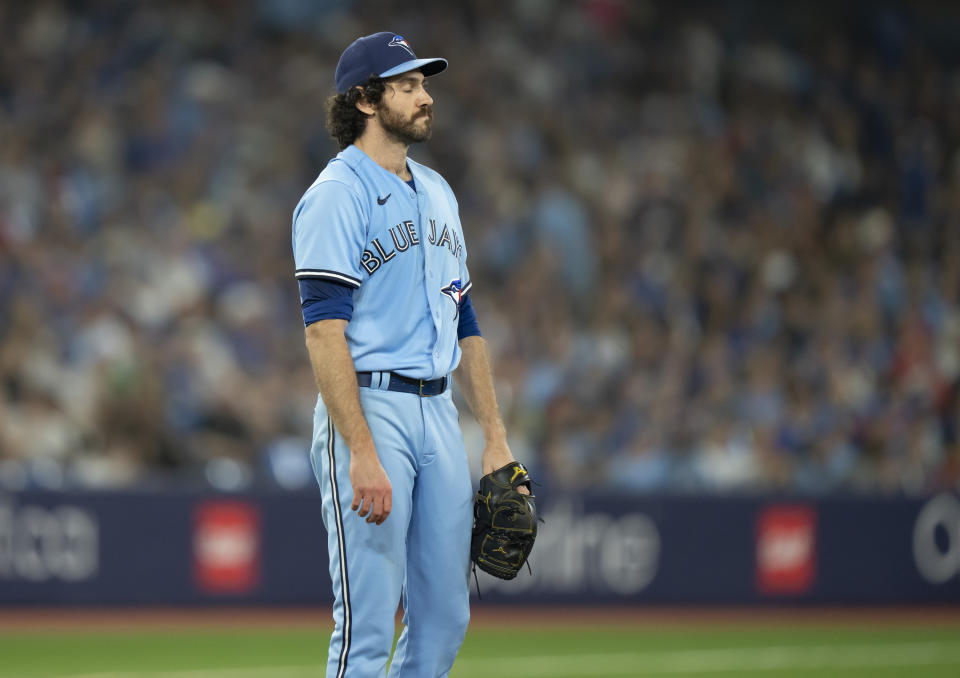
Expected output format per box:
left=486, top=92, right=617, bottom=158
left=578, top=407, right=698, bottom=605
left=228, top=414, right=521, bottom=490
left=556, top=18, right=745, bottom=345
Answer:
left=2, top=605, right=959, bottom=632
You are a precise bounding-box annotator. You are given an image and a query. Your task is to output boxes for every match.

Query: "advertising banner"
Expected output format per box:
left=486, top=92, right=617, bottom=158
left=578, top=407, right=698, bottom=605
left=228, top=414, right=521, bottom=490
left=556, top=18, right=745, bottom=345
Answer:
left=1, top=491, right=958, bottom=605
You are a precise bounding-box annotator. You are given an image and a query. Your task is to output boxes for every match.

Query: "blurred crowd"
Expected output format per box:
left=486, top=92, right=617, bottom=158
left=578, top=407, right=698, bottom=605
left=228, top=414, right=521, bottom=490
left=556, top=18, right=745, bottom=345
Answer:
left=2, top=0, right=959, bottom=494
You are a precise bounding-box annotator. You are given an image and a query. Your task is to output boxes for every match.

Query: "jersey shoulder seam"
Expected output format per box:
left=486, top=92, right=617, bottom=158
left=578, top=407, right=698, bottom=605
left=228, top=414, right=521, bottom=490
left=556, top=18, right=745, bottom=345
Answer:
left=305, top=175, right=365, bottom=200
left=301, top=174, right=370, bottom=223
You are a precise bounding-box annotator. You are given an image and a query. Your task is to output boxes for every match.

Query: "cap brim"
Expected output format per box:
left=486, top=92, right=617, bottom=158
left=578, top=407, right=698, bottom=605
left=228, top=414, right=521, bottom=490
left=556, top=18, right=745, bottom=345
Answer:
left=379, top=58, right=447, bottom=79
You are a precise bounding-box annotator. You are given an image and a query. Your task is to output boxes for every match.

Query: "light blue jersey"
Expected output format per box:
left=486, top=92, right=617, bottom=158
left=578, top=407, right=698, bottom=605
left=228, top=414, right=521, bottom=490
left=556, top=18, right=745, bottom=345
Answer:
left=293, top=145, right=472, bottom=380
left=294, top=143, right=476, bottom=677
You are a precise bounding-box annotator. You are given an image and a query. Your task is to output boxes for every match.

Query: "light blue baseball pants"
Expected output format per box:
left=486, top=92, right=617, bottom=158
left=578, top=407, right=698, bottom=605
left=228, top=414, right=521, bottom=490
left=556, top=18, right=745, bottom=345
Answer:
left=310, top=376, right=474, bottom=678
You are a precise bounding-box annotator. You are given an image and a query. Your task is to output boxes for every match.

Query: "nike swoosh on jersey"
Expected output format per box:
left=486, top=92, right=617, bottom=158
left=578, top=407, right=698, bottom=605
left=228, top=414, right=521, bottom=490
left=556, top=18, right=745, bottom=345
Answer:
left=377, top=194, right=391, bottom=205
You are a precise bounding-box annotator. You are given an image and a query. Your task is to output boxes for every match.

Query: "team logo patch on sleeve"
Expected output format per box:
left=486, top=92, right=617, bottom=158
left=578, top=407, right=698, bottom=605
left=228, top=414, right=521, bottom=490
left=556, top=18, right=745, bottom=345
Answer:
left=441, top=279, right=462, bottom=319
left=388, top=35, right=416, bottom=58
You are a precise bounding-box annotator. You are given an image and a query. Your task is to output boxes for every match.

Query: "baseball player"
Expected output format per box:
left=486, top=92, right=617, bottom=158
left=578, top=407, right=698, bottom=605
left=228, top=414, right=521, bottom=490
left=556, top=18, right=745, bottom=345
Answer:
left=292, top=32, right=522, bottom=677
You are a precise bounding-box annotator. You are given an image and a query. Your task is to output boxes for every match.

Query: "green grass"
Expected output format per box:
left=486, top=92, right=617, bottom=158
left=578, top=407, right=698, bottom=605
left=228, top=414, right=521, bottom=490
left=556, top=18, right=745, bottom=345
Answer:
left=3, top=622, right=960, bottom=677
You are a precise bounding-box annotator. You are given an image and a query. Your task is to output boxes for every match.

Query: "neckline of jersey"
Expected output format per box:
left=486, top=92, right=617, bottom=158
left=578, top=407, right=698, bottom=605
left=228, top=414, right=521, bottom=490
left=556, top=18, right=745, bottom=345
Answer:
left=343, top=144, right=422, bottom=194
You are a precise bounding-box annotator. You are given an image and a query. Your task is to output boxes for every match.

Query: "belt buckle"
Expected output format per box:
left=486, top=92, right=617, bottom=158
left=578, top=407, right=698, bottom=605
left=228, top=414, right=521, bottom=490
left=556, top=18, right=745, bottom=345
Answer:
left=418, top=379, right=426, bottom=397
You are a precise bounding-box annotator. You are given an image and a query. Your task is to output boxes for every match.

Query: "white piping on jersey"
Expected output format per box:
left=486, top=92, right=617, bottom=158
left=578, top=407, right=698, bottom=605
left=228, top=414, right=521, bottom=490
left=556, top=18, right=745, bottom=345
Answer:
left=295, top=269, right=361, bottom=288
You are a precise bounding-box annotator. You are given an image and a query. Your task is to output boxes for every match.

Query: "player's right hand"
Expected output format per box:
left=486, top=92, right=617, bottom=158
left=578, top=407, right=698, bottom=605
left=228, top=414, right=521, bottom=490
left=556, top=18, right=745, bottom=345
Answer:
left=349, top=449, right=392, bottom=525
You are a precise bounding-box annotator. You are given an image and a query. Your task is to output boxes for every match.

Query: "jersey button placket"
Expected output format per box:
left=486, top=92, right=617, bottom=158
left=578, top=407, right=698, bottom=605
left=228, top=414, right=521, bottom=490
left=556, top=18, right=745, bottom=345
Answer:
left=421, top=221, right=442, bottom=330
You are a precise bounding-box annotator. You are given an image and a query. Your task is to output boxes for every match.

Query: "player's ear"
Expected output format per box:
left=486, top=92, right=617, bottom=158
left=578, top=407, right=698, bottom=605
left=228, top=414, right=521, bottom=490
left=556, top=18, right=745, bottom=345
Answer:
left=354, top=86, right=376, bottom=116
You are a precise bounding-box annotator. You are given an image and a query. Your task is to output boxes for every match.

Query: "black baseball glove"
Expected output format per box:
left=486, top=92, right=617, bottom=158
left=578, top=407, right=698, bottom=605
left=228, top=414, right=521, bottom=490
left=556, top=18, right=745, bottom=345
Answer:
left=471, top=461, right=538, bottom=580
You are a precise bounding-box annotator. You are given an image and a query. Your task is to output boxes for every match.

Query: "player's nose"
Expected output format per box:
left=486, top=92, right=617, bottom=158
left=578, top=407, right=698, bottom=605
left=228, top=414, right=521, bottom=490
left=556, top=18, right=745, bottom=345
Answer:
left=419, top=88, right=433, bottom=107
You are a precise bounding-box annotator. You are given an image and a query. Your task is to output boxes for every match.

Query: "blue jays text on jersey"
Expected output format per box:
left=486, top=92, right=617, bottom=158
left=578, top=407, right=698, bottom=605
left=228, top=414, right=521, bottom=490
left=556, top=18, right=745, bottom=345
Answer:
left=360, top=218, right=464, bottom=275
left=292, top=144, right=472, bottom=380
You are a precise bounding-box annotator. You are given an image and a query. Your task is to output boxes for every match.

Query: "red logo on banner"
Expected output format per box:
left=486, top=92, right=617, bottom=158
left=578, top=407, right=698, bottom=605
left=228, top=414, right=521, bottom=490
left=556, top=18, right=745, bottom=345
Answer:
left=193, top=501, right=260, bottom=594
left=756, top=505, right=816, bottom=595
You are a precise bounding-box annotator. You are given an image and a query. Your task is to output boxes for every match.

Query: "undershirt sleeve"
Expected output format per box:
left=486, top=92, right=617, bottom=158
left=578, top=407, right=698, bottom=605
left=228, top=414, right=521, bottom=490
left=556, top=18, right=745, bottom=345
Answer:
left=457, top=293, right=481, bottom=339
left=300, top=279, right=355, bottom=326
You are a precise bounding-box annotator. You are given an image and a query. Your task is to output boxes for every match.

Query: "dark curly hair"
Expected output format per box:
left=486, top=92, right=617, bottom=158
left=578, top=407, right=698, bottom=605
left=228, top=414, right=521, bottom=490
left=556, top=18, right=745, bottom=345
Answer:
left=325, top=76, right=387, bottom=150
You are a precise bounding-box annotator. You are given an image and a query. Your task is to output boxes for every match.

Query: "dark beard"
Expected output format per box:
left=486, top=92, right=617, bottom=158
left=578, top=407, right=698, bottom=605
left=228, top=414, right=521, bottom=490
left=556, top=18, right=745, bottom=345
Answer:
left=377, top=105, right=433, bottom=145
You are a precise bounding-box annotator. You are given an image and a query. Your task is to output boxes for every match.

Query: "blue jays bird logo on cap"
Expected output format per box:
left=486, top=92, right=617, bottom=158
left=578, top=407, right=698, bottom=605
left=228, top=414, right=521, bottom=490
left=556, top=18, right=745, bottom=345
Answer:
left=441, top=279, right=462, bottom=319
left=388, top=35, right=416, bottom=58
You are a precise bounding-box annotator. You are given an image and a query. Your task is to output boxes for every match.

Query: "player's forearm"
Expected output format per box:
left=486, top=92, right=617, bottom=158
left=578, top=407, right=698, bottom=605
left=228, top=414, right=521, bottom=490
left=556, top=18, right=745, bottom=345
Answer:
left=305, top=320, right=376, bottom=456
left=454, top=336, right=507, bottom=444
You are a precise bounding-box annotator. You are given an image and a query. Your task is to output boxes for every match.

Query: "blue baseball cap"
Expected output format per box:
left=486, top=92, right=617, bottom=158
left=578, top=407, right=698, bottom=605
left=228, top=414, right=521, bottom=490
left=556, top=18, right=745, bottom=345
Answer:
left=335, top=32, right=447, bottom=94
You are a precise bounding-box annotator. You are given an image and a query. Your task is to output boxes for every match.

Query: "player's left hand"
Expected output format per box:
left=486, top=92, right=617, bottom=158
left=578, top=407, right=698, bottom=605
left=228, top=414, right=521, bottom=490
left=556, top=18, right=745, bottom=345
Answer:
left=481, top=440, right=530, bottom=495
left=470, top=460, right=538, bottom=580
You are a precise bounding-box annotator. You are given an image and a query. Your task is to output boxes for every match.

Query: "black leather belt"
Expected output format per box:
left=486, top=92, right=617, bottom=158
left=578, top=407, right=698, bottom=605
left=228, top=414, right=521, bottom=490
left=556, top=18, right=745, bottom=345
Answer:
left=356, top=371, right=448, bottom=396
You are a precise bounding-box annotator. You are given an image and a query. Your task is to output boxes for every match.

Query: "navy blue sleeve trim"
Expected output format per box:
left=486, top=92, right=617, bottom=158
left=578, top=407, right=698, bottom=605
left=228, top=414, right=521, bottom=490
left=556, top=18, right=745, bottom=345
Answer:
left=300, top=279, right=355, bottom=326
left=295, top=268, right=361, bottom=288
left=304, top=298, right=353, bottom=325
left=457, top=293, right=481, bottom=340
